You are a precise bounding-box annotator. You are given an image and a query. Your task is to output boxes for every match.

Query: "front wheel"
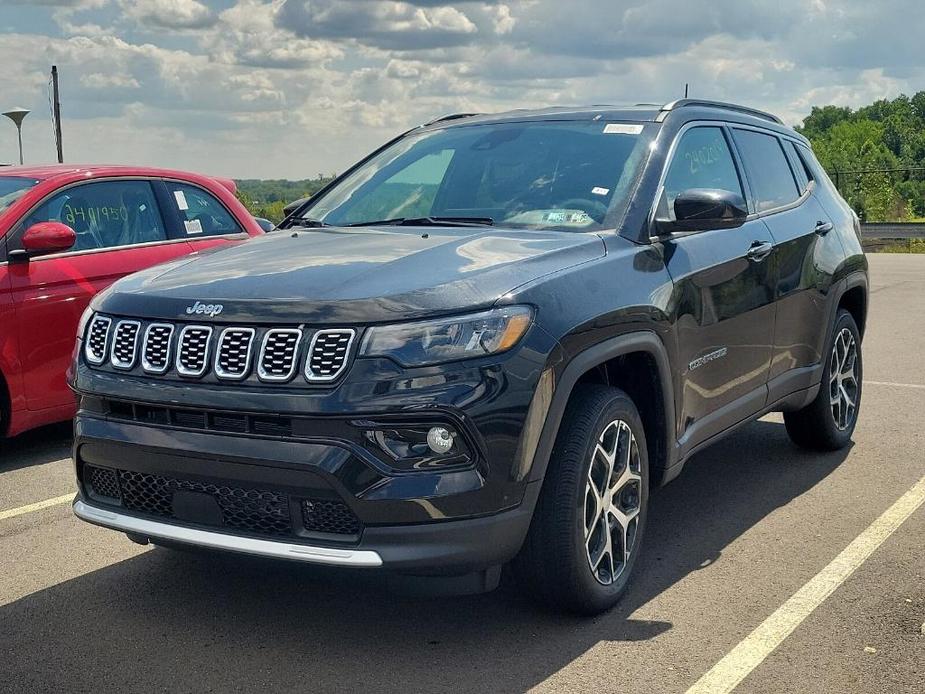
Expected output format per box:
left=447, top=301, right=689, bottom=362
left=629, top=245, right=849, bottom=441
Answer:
left=784, top=308, right=862, bottom=450
left=514, top=384, right=649, bottom=615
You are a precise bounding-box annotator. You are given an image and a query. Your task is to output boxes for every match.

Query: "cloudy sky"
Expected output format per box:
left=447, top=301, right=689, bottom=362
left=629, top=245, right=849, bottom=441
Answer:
left=1, top=0, right=923, bottom=178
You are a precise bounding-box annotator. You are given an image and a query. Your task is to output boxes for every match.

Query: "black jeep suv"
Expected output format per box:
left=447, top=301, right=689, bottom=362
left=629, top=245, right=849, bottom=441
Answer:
left=70, top=100, right=868, bottom=614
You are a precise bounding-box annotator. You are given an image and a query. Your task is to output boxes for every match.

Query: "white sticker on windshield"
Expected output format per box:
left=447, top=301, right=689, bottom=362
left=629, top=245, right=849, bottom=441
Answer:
left=603, top=123, right=644, bottom=135
left=174, top=190, right=189, bottom=211
left=184, top=219, right=203, bottom=234
left=591, top=187, right=610, bottom=196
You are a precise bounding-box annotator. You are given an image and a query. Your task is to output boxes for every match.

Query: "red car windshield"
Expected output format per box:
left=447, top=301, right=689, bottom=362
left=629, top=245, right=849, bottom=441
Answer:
left=0, top=176, right=39, bottom=215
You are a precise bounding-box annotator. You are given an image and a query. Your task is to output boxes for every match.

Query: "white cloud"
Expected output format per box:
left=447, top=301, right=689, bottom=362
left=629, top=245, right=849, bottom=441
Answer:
left=2, top=0, right=925, bottom=177
left=119, top=0, right=216, bottom=30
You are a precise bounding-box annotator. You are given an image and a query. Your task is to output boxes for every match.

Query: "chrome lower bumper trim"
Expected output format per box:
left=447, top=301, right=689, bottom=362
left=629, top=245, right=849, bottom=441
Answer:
left=73, top=499, right=383, bottom=567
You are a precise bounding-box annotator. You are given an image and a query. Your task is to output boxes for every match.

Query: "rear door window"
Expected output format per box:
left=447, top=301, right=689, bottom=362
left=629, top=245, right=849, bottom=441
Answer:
left=22, top=180, right=166, bottom=252
left=732, top=129, right=801, bottom=212
left=164, top=182, right=243, bottom=236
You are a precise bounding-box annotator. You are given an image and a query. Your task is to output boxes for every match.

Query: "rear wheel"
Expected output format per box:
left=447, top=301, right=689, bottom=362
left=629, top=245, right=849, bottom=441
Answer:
left=514, top=384, right=649, bottom=615
left=784, top=309, right=862, bottom=450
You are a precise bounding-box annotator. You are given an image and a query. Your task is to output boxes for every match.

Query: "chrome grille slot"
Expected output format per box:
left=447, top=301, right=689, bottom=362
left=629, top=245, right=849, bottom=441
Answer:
left=305, top=329, right=355, bottom=381
left=176, top=325, right=213, bottom=377
left=142, top=323, right=174, bottom=374
left=110, top=320, right=141, bottom=369
left=84, top=314, right=111, bottom=365
left=215, top=327, right=256, bottom=380
left=258, top=329, right=302, bottom=382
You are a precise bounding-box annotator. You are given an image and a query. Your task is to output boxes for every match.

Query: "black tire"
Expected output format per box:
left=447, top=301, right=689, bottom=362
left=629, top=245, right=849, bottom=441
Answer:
left=784, top=309, right=862, bottom=451
left=513, top=384, right=649, bottom=615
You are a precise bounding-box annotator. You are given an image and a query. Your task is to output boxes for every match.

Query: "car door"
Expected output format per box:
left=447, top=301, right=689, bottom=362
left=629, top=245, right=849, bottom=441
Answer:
left=159, top=180, right=249, bottom=253
left=730, top=129, right=845, bottom=401
left=7, top=178, right=193, bottom=413
left=657, top=124, right=777, bottom=454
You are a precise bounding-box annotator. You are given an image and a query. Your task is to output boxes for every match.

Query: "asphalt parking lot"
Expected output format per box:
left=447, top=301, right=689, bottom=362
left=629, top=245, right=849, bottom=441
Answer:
left=1, top=253, right=923, bottom=693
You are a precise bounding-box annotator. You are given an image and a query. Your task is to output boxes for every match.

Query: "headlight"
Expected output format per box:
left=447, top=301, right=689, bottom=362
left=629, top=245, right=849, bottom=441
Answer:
left=360, top=306, right=533, bottom=367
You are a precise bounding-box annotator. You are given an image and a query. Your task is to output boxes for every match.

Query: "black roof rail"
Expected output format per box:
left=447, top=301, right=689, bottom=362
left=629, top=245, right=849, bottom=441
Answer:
left=422, top=112, right=480, bottom=127
left=659, top=99, right=784, bottom=125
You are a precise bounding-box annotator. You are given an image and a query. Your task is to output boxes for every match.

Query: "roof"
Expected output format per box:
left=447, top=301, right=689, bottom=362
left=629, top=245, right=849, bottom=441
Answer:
left=431, top=104, right=665, bottom=127
left=0, top=164, right=237, bottom=193
left=424, top=99, right=803, bottom=141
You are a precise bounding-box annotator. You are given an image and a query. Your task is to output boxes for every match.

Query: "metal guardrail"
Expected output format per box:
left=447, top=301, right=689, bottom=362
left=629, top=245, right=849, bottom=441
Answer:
left=860, top=223, right=925, bottom=239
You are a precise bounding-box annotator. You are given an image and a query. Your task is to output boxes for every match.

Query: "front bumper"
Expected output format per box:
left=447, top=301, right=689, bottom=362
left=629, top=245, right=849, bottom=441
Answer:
left=72, top=416, right=539, bottom=573
left=73, top=485, right=536, bottom=573
left=69, top=320, right=559, bottom=575
left=74, top=499, right=384, bottom=566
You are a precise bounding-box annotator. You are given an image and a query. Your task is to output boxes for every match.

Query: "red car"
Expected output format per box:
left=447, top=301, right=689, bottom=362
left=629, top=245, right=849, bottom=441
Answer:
left=0, top=165, right=264, bottom=438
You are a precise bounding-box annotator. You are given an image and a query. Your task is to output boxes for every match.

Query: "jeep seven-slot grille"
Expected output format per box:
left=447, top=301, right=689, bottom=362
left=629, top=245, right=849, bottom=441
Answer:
left=82, top=465, right=362, bottom=538
left=84, top=314, right=356, bottom=384
left=142, top=324, right=173, bottom=373
left=306, top=329, right=355, bottom=381
left=215, top=328, right=255, bottom=379
left=176, top=326, right=213, bottom=377
left=85, top=315, right=112, bottom=365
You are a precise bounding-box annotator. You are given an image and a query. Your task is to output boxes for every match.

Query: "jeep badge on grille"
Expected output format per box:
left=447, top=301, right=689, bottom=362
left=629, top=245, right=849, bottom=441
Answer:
left=185, top=301, right=224, bottom=318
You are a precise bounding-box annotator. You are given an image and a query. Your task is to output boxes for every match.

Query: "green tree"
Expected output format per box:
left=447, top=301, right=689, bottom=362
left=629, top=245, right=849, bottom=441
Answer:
left=798, top=92, right=925, bottom=221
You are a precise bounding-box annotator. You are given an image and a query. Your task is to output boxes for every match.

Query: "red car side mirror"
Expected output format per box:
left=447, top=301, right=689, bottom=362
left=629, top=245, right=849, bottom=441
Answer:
left=21, top=222, right=77, bottom=255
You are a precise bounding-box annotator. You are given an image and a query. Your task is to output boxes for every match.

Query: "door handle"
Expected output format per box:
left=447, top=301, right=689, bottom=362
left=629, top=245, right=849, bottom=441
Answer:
left=746, top=240, right=773, bottom=262
left=814, top=220, right=834, bottom=235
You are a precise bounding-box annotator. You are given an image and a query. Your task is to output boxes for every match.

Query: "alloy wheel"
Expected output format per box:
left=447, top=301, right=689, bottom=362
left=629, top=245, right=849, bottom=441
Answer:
left=829, top=327, right=859, bottom=431
left=583, top=419, right=642, bottom=586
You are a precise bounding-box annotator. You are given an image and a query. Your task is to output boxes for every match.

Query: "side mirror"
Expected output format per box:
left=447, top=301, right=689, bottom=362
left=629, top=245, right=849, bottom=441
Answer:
left=656, top=188, right=748, bottom=234
left=20, top=222, right=77, bottom=256
left=254, top=217, right=275, bottom=232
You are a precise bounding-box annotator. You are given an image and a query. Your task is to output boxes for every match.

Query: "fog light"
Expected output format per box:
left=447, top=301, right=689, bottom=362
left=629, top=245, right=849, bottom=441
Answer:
left=426, top=426, right=454, bottom=454
left=362, top=424, right=470, bottom=472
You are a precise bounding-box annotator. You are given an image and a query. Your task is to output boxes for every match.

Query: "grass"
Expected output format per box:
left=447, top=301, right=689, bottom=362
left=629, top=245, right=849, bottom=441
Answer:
left=879, top=238, right=925, bottom=253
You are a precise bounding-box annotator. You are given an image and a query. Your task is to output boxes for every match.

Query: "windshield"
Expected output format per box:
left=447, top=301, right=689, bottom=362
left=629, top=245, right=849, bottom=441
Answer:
left=300, top=121, right=653, bottom=232
left=0, top=176, right=39, bottom=215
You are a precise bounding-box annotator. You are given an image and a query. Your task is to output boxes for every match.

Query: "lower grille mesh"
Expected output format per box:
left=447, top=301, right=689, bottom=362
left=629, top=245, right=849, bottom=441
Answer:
left=118, top=469, right=293, bottom=537
left=87, top=466, right=121, bottom=501
left=82, top=465, right=362, bottom=539
left=302, top=499, right=361, bottom=535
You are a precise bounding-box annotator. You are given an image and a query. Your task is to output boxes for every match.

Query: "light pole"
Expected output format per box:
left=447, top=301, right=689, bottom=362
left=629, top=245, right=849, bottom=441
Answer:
left=3, top=107, right=30, bottom=165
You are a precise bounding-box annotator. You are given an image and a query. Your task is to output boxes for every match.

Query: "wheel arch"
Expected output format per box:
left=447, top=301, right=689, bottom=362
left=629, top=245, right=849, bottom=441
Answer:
left=527, top=331, right=676, bottom=488
left=837, top=275, right=868, bottom=338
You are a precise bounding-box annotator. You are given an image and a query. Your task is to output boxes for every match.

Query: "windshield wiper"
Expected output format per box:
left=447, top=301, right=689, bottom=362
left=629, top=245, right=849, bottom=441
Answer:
left=289, top=217, right=330, bottom=228
left=346, top=216, right=494, bottom=228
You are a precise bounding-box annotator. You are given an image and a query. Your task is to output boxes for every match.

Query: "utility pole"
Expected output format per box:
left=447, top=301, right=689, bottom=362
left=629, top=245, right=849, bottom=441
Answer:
left=684, top=83, right=689, bottom=98
left=52, top=65, right=63, bottom=163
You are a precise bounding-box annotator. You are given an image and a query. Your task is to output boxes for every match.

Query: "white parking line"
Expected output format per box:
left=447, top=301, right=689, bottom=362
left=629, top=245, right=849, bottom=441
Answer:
left=866, top=380, right=925, bottom=389
left=0, top=493, right=74, bottom=522
left=686, top=473, right=925, bottom=694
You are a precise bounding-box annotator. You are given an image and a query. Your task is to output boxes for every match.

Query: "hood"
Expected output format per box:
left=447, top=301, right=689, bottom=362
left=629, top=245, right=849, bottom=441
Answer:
left=97, top=225, right=605, bottom=324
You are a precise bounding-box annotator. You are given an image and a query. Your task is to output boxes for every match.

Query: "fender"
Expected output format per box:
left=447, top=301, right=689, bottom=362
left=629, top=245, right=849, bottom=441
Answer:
left=525, top=330, right=676, bottom=486
left=822, top=270, right=869, bottom=355
left=838, top=270, right=869, bottom=335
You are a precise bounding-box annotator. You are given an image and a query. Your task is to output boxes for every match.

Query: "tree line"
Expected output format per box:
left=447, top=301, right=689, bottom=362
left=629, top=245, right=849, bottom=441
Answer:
left=799, top=92, right=925, bottom=221
left=235, top=177, right=333, bottom=223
